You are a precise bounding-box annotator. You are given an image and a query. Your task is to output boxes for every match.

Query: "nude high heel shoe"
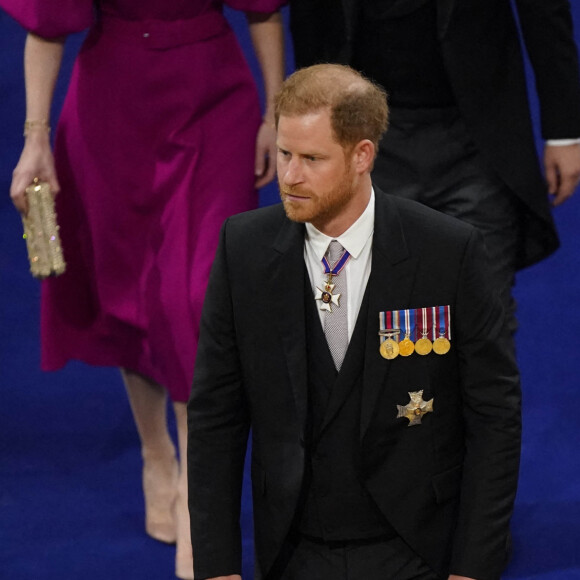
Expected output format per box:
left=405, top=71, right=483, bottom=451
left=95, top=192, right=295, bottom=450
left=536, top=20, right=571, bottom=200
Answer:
left=121, top=368, right=179, bottom=543
left=142, top=449, right=179, bottom=544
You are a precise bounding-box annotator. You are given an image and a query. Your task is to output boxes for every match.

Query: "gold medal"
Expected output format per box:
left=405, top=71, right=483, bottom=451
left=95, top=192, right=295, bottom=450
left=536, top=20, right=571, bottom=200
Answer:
left=433, top=306, right=451, bottom=354
left=380, top=338, right=399, bottom=360
left=415, top=336, right=432, bottom=356
left=415, top=307, right=432, bottom=356
left=378, top=312, right=400, bottom=360
left=399, top=336, right=415, bottom=357
left=433, top=336, right=451, bottom=355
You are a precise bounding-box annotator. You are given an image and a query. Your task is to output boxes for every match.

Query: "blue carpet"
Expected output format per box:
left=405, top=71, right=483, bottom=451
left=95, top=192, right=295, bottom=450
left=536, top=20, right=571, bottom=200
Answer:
left=1, top=6, right=579, bottom=580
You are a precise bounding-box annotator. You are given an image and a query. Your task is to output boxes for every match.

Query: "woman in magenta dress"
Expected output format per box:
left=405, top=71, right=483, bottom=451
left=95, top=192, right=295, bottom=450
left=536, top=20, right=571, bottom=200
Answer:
left=3, top=0, right=285, bottom=577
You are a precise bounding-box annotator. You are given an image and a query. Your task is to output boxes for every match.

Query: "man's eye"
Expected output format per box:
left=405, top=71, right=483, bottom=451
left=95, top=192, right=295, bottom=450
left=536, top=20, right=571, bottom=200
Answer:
left=305, top=156, right=317, bottom=162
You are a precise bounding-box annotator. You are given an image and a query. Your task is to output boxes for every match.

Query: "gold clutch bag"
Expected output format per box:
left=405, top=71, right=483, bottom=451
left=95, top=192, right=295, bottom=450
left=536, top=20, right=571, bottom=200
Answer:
left=22, top=178, right=66, bottom=279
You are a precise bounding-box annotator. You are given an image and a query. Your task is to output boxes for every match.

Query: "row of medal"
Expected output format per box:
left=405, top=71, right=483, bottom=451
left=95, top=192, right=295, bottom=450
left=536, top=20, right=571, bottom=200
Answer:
left=379, top=306, right=451, bottom=360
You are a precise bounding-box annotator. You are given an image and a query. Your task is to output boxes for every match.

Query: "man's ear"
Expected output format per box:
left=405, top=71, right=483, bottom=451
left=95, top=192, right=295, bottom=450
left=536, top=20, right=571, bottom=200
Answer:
left=351, top=139, right=375, bottom=174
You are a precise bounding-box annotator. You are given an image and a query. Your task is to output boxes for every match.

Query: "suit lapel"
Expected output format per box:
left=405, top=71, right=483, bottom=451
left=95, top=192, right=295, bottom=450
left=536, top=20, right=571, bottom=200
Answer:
left=360, top=191, right=418, bottom=441
left=269, top=217, right=309, bottom=442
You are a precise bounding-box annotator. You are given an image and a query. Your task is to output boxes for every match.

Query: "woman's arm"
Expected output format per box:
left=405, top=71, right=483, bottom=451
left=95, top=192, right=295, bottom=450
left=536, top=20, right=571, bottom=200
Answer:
left=246, top=10, right=284, bottom=188
left=11, top=32, right=65, bottom=213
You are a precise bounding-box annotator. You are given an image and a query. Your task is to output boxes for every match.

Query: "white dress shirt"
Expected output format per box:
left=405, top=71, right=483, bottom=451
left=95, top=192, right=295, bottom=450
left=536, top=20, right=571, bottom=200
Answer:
left=304, top=189, right=375, bottom=341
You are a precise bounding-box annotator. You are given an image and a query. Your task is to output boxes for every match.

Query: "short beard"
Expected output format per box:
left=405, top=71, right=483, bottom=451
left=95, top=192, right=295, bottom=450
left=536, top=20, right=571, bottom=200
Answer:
left=279, top=185, right=313, bottom=223
left=279, top=170, right=354, bottom=227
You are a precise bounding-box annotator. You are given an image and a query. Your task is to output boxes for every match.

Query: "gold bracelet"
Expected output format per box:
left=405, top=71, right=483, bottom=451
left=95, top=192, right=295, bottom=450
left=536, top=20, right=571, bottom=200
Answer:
left=23, top=120, right=51, bottom=137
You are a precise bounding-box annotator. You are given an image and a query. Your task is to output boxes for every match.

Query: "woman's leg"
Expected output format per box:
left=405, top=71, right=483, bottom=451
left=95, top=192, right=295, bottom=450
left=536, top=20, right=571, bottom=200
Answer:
left=121, top=368, right=178, bottom=544
left=173, top=401, right=194, bottom=580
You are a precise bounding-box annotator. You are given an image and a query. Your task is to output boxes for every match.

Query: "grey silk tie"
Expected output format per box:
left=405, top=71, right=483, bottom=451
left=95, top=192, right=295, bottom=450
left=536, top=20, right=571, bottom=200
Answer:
left=324, top=240, right=349, bottom=371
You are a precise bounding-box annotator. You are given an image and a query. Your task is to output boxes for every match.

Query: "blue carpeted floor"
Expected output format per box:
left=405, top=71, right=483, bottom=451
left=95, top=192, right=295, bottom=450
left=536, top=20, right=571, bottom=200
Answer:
left=1, top=6, right=579, bottom=580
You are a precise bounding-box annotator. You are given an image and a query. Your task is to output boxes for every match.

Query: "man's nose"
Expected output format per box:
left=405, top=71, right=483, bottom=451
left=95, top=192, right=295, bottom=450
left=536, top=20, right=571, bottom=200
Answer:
left=282, top=158, right=303, bottom=186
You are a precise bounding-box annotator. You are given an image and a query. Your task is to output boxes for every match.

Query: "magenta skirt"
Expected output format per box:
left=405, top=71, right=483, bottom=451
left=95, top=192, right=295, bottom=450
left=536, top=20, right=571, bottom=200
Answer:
left=40, top=9, right=262, bottom=401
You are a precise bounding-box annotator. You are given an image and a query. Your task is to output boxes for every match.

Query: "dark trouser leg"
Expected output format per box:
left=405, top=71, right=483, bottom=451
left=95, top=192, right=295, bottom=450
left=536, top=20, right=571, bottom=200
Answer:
left=373, top=107, right=522, bottom=334
left=274, top=536, right=440, bottom=580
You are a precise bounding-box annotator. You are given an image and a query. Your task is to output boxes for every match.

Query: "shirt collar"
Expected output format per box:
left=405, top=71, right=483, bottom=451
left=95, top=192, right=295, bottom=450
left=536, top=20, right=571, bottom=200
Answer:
left=305, top=188, right=375, bottom=261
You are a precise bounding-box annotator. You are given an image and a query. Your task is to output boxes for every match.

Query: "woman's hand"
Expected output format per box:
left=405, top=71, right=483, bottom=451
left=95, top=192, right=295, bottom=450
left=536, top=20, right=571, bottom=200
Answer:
left=254, top=120, right=277, bottom=188
left=12, top=31, right=66, bottom=213
left=11, top=131, right=59, bottom=214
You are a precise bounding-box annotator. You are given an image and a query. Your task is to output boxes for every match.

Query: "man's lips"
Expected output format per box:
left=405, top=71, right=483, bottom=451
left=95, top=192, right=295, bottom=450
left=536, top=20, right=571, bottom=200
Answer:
left=282, top=190, right=311, bottom=201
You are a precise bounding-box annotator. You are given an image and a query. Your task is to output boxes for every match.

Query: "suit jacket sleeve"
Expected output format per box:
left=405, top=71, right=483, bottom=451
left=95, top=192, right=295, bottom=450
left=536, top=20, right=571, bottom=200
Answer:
left=187, top=219, right=250, bottom=579
left=450, top=230, right=522, bottom=580
left=515, top=0, right=580, bottom=139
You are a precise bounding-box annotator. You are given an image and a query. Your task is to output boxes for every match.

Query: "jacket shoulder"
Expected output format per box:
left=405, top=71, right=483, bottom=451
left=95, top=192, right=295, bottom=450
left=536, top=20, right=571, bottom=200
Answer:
left=378, top=190, right=475, bottom=240
left=224, top=203, right=288, bottom=240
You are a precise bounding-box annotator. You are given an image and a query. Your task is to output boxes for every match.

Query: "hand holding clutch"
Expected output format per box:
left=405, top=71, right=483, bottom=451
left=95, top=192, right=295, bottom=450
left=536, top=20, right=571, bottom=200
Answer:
left=21, top=178, right=66, bottom=279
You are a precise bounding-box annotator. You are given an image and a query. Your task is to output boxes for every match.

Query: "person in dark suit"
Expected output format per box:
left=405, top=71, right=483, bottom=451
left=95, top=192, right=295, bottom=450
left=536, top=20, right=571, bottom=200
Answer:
left=187, top=64, right=521, bottom=580
left=289, top=0, right=580, bottom=332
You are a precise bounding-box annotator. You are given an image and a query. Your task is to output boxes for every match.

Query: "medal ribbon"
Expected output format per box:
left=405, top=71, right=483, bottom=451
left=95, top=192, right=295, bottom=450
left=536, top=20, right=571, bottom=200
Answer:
left=398, top=310, right=405, bottom=338
left=401, top=308, right=415, bottom=340
left=431, top=307, right=437, bottom=340
left=437, top=305, right=451, bottom=339
left=379, top=311, right=386, bottom=344
left=397, top=306, right=451, bottom=341
left=379, top=310, right=395, bottom=344
left=321, top=249, right=351, bottom=277
left=427, top=308, right=432, bottom=339
left=393, top=310, right=400, bottom=342
left=414, top=308, right=421, bottom=337
left=417, top=307, right=429, bottom=338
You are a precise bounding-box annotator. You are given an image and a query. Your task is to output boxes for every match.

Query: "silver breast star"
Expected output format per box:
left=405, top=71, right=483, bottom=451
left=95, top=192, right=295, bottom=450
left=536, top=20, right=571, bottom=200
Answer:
left=396, top=390, right=434, bottom=426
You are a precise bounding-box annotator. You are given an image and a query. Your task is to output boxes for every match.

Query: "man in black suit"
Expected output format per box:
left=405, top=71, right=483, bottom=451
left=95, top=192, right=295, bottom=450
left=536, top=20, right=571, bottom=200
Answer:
left=290, top=0, right=580, bottom=331
left=187, top=65, right=521, bottom=580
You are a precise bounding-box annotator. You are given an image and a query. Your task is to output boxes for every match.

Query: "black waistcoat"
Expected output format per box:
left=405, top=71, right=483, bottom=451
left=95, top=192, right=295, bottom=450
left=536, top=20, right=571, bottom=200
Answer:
left=297, top=277, right=396, bottom=541
left=353, top=0, right=455, bottom=108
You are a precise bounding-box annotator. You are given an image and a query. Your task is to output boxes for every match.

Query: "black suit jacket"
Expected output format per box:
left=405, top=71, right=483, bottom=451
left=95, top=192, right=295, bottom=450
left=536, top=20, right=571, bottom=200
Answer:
left=290, top=0, right=580, bottom=269
left=188, top=191, right=521, bottom=580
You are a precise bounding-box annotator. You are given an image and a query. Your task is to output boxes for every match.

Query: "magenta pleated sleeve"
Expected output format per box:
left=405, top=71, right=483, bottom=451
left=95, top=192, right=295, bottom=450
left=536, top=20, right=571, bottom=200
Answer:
left=3, top=0, right=285, bottom=402
left=0, top=0, right=93, bottom=37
